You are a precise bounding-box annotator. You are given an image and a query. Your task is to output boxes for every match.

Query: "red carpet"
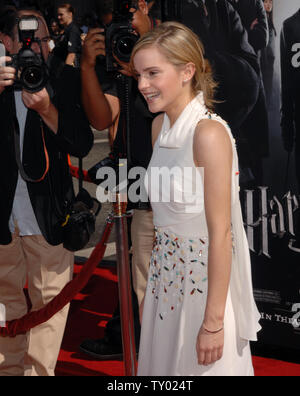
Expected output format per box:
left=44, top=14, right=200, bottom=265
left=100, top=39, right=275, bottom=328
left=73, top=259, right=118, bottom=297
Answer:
left=55, top=262, right=300, bottom=377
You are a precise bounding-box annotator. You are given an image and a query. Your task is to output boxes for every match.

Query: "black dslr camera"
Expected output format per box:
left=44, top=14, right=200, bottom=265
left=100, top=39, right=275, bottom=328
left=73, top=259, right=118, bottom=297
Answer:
left=105, top=0, right=140, bottom=72
left=8, top=16, right=49, bottom=93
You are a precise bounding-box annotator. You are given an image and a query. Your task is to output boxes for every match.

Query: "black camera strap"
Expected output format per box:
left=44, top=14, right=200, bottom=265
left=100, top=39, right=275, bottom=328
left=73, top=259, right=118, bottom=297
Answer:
left=12, top=116, right=50, bottom=183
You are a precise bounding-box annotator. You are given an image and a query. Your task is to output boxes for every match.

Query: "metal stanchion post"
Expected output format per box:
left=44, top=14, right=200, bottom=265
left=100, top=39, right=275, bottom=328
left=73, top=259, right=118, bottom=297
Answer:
left=113, top=193, right=137, bottom=376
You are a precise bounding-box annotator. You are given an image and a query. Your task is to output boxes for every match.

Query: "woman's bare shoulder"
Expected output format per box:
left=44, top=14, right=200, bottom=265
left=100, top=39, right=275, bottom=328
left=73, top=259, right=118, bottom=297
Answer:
left=193, top=119, right=232, bottom=166
left=194, top=118, right=232, bottom=148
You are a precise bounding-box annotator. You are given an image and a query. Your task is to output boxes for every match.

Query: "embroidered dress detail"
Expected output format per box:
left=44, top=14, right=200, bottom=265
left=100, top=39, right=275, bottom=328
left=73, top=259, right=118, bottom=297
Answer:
left=149, top=228, right=209, bottom=318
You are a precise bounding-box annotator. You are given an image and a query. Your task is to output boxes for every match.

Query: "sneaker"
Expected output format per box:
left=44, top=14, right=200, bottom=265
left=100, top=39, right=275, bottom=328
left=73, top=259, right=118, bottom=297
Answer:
left=79, top=338, right=123, bottom=360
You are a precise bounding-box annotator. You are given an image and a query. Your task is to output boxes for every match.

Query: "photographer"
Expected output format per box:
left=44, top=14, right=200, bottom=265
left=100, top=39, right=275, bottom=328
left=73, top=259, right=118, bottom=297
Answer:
left=0, top=7, right=93, bottom=376
left=80, top=0, right=156, bottom=360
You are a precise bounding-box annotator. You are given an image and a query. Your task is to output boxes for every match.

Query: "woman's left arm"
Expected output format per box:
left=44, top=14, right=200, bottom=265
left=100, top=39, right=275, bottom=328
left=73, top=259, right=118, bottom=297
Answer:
left=193, top=119, right=233, bottom=366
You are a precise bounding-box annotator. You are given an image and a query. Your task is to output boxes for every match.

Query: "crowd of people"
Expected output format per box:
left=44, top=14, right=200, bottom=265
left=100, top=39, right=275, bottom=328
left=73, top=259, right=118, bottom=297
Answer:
left=0, top=0, right=297, bottom=377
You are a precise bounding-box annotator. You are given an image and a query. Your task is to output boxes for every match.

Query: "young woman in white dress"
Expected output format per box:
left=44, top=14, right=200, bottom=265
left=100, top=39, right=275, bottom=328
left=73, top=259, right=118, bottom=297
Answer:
left=131, top=22, right=261, bottom=376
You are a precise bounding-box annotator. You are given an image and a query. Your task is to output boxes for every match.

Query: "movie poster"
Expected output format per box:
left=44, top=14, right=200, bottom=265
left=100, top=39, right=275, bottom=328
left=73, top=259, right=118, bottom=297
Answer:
left=248, top=0, right=300, bottom=349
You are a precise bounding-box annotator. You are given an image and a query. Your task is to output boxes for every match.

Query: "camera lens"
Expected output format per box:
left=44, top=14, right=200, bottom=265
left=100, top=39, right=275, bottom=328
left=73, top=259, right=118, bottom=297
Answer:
left=114, top=34, right=139, bottom=62
left=21, top=65, right=44, bottom=91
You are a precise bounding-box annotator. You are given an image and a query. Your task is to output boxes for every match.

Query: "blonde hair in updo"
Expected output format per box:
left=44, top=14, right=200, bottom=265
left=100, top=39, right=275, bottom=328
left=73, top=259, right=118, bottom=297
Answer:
left=131, top=21, right=218, bottom=110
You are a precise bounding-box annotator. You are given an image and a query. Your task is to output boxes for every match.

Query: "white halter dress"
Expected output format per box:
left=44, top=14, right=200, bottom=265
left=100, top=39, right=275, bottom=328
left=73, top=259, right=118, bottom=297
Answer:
left=138, top=93, right=261, bottom=376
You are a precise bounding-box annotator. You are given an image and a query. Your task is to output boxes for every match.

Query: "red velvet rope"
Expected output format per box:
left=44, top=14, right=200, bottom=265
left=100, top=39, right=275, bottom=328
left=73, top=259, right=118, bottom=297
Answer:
left=0, top=220, right=114, bottom=338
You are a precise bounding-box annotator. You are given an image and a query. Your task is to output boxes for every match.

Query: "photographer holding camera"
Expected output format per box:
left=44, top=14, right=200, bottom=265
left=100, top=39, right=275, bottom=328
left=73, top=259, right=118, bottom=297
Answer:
left=0, top=6, right=93, bottom=376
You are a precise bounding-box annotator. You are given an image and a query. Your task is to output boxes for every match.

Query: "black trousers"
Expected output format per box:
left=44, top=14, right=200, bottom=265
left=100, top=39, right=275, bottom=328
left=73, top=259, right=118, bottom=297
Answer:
left=104, top=291, right=141, bottom=348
